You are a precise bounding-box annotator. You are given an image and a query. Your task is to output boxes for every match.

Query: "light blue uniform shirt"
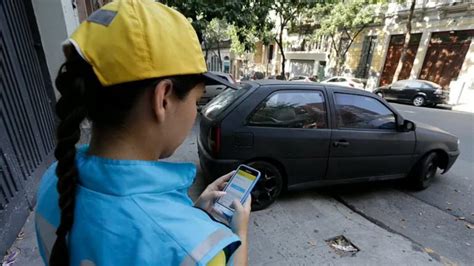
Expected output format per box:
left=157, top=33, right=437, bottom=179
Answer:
left=35, top=146, right=240, bottom=266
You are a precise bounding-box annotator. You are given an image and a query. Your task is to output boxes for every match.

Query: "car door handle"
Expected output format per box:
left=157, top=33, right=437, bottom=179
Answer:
left=333, top=140, right=350, bottom=147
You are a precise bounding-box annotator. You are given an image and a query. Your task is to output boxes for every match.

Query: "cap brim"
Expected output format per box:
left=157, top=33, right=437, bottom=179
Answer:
left=202, top=72, right=238, bottom=89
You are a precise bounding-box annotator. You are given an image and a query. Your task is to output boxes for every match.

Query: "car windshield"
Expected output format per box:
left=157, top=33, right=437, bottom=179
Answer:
left=202, top=84, right=251, bottom=119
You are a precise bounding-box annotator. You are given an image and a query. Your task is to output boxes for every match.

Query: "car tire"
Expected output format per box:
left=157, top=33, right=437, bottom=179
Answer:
left=247, top=161, right=284, bottom=211
left=410, top=152, right=439, bottom=190
left=376, top=92, right=384, bottom=98
left=412, top=96, right=425, bottom=107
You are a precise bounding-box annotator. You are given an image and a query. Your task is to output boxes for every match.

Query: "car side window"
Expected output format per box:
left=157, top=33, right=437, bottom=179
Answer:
left=335, top=93, right=396, bottom=130
left=337, top=78, right=347, bottom=82
left=249, top=91, right=328, bottom=129
left=327, top=78, right=336, bottom=82
left=420, top=82, right=433, bottom=89
left=391, top=81, right=405, bottom=89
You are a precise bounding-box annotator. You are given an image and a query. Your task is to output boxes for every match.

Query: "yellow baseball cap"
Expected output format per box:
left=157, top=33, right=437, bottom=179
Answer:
left=65, top=0, right=235, bottom=88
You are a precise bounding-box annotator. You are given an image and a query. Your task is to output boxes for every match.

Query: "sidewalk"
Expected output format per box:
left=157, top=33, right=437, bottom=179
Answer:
left=452, top=103, right=474, bottom=113
left=3, top=127, right=442, bottom=265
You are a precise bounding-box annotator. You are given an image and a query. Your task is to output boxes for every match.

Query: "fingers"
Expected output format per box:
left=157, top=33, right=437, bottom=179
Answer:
left=210, top=191, right=226, bottom=200
left=217, top=182, right=228, bottom=191
left=243, top=195, right=252, bottom=212
left=214, top=171, right=234, bottom=184
left=231, top=199, right=244, bottom=212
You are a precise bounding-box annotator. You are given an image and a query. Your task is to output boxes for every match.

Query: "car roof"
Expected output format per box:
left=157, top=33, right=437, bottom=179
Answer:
left=396, top=79, right=441, bottom=88
left=244, top=80, right=374, bottom=97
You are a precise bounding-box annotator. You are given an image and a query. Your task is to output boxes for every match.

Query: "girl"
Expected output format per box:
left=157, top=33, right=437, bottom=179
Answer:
left=35, top=1, right=250, bottom=265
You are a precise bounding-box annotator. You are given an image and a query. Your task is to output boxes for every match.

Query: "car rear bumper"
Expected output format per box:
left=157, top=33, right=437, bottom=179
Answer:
left=427, top=95, right=448, bottom=104
left=443, top=150, right=460, bottom=173
left=197, top=139, right=240, bottom=181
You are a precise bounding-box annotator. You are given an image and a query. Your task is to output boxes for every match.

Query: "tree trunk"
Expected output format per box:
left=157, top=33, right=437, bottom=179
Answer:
left=217, top=41, right=222, bottom=71
left=335, top=55, right=345, bottom=76
left=392, top=0, right=416, bottom=83
left=278, top=24, right=286, bottom=78
left=204, top=40, right=209, bottom=62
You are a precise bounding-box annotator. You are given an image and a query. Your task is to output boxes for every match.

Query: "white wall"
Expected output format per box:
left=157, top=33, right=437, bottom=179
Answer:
left=32, top=0, right=79, bottom=98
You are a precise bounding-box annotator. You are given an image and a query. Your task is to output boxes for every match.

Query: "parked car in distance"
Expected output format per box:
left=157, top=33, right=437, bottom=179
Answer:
left=198, top=72, right=236, bottom=106
left=322, top=76, right=365, bottom=89
left=198, top=80, right=460, bottom=211
left=290, top=75, right=317, bottom=82
left=373, top=79, right=448, bottom=107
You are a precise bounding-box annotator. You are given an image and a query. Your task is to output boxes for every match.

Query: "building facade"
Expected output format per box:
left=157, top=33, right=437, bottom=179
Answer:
left=343, top=0, right=473, bottom=105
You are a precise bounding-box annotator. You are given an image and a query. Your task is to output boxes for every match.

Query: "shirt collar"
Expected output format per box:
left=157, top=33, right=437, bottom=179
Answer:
left=75, top=146, right=196, bottom=196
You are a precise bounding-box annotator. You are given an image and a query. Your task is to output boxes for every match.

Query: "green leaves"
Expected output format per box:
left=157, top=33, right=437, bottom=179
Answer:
left=314, top=0, right=381, bottom=37
left=160, top=0, right=273, bottom=53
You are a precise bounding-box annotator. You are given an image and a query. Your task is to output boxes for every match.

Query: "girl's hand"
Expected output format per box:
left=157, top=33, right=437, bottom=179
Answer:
left=230, top=196, right=252, bottom=238
left=194, top=171, right=234, bottom=213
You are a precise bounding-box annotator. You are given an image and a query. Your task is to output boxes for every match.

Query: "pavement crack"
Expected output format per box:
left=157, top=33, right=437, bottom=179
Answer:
left=333, top=194, right=456, bottom=265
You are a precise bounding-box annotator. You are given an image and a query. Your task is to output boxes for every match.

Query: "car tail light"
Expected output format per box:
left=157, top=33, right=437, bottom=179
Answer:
left=207, top=126, right=221, bottom=157
left=434, top=88, right=443, bottom=95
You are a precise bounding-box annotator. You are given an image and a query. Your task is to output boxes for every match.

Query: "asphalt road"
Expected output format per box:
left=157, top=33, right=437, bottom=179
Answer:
left=335, top=102, right=474, bottom=265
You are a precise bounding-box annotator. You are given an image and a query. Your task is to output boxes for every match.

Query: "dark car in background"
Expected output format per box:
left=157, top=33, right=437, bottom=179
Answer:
left=373, top=79, right=449, bottom=107
left=198, top=81, right=460, bottom=210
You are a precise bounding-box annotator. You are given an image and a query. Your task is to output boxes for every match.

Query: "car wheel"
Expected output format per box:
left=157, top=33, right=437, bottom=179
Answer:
left=376, top=92, right=384, bottom=98
left=247, top=161, right=284, bottom=211
left=412, top=96, right=425, bottom=107
left=410, top=152, right=438, bottom=190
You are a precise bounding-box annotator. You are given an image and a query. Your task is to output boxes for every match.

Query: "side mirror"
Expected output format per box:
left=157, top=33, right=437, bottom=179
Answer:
left=400, top=120, right=416, bottom=132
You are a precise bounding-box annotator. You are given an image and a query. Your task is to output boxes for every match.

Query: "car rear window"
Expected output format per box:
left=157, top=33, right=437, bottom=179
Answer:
left=202, top=84, right=251, bottom=119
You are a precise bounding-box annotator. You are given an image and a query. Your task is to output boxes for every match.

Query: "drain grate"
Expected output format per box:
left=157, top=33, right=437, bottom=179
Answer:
left=326, top=235, right=360, bottom=256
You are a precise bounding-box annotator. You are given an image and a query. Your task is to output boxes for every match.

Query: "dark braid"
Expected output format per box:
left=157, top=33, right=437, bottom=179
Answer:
left=49, top=50, right=100, bottom=266
left=49, top=47, right=204, bottom=265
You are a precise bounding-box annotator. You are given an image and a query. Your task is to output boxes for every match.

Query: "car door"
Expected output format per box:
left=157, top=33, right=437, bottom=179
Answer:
left=387, top=80, right=406, bottom=101
left=230, top=86, right=331, bottom=186
left=398, top=80, right=420, bottom=102
left=327, top=91, right=416, bottom=180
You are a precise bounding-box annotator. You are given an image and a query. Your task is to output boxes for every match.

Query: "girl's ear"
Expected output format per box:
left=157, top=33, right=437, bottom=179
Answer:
left=151, top=79, right=173, bottom=123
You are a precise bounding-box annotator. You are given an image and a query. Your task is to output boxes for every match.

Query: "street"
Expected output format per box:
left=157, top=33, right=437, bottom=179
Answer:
left=183, top=102, right=474, bottom=265
left=6, top=103, right=473, bottom=266
left=336, top=103, right=474, bottom=265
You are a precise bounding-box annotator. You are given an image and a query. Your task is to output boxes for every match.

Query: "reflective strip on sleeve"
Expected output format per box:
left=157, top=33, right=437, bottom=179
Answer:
left=36, top=213, right=58, bottom=262
left=180, top=229, right=235, bottom=266
left=80, top=259, right=96, bottom=266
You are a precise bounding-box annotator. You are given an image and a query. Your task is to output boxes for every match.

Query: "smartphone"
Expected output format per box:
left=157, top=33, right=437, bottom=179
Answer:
left=213, top=165, right=261, bottom=220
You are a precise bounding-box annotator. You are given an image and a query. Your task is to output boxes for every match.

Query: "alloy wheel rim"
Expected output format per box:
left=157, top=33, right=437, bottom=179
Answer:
left=251, top=166, right=280, bottom=209
left=414, top=97, right=424, bottom=106
left=424, top=161, right=436, bottom=181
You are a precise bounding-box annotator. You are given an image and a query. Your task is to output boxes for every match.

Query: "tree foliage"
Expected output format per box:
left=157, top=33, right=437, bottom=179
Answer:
left=313, top=0, right=382, bottom=75
left=160, top=0, right=272, bottom=53
left=271, top=1, right=316, bottom=76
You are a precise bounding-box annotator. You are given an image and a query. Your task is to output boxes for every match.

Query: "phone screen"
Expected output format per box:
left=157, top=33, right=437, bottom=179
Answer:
left=217, top=168, right=258, bottom=210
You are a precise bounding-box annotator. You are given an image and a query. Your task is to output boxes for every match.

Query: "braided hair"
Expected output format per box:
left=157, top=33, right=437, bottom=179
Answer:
left=50, top=47, right=204, bottom=265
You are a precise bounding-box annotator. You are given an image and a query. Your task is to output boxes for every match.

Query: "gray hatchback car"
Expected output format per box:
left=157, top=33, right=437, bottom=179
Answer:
left=198, top=80, right=460, bottom=210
